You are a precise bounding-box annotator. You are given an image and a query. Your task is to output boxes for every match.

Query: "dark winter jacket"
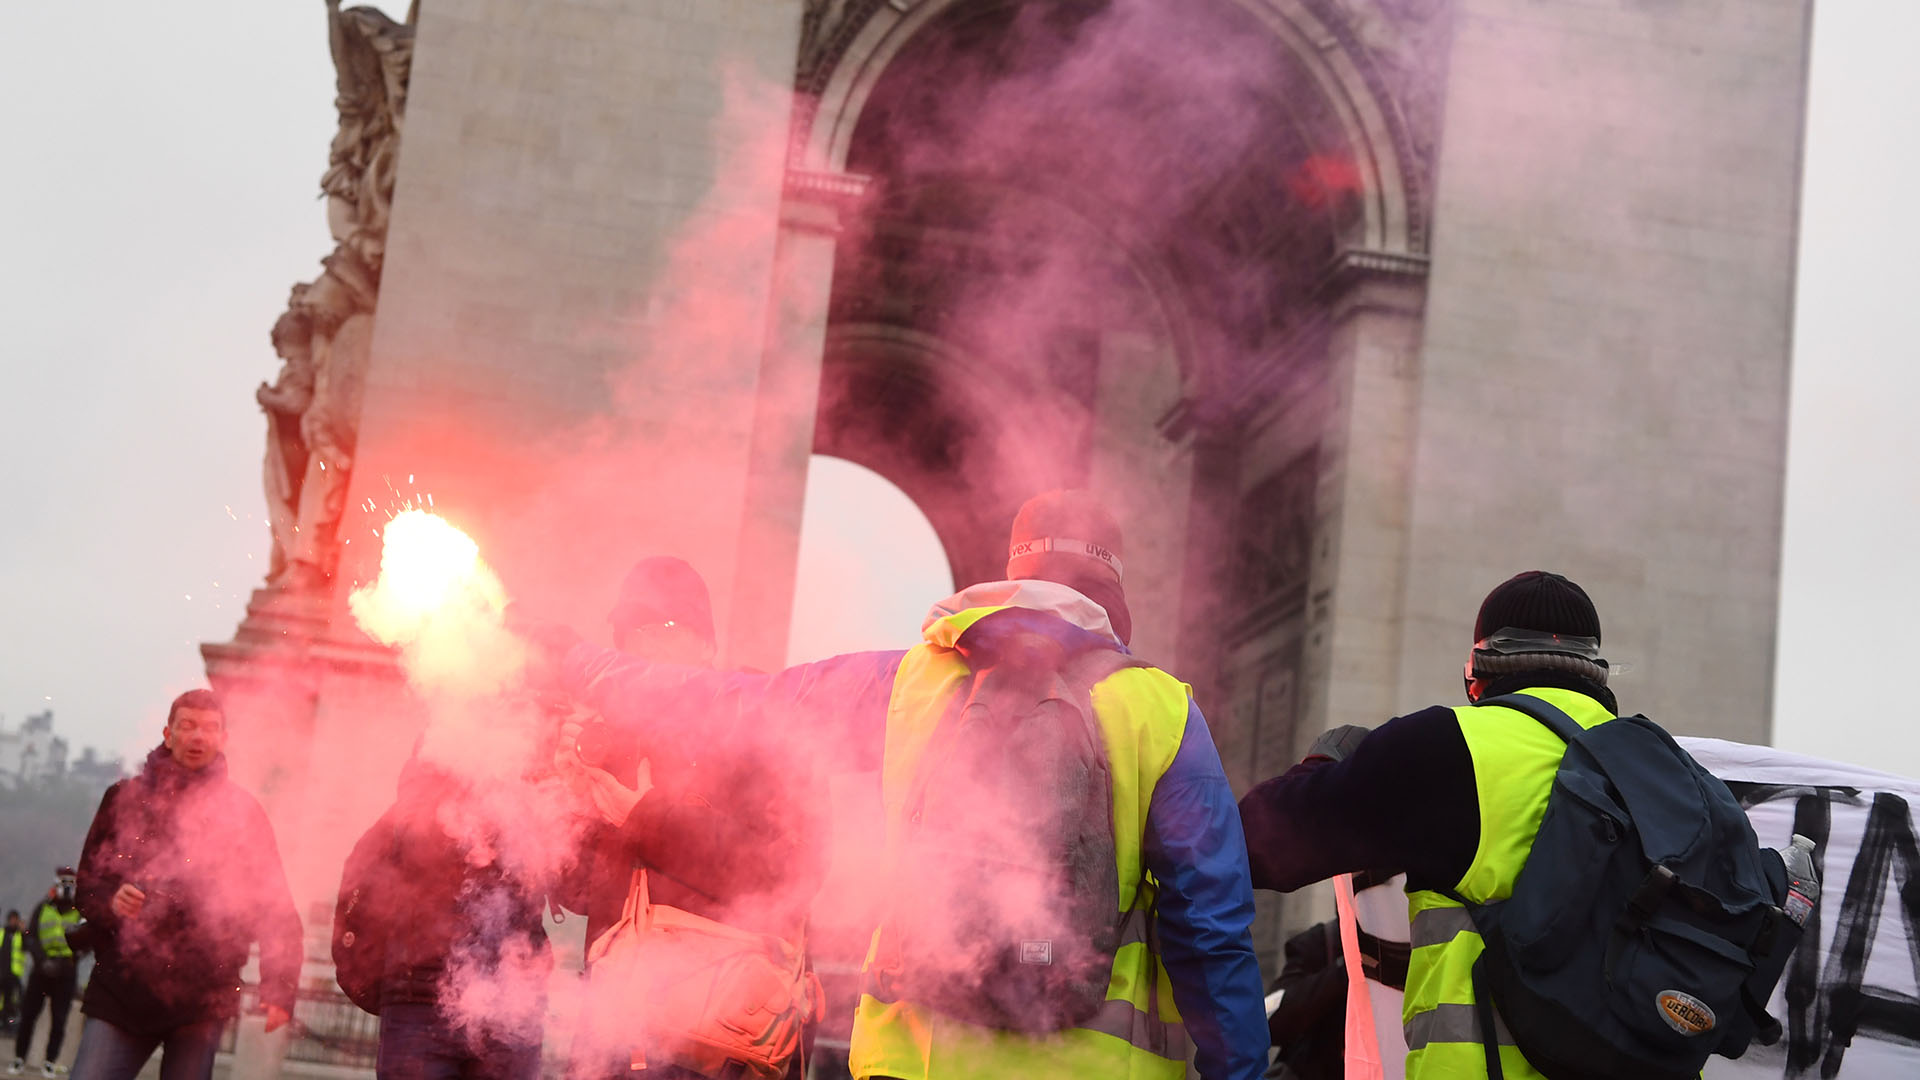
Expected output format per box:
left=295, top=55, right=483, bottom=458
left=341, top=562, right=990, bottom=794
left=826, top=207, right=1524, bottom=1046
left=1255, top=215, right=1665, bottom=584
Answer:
left=1265, top=921, right=1346, bottom=1080
left=1238, top=675, right=1616, bottom=896
left=560, top=731, right=828, bottom=950
left=76, top=745, right=303, bottom=1034
left=369, top=754, right=552, bottom=1009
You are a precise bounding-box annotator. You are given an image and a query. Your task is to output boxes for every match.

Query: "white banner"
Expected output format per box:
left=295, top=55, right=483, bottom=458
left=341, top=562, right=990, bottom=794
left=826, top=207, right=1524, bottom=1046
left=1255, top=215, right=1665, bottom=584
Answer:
left=1681, top=739, right=1920, bottom=1079
left=1338, top=741, right=1920, bottom=1079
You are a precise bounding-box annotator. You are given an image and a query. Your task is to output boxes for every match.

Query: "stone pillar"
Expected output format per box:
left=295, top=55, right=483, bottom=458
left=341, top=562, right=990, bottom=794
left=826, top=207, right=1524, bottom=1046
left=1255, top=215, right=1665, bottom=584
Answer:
left=1223, top=257, right=1426, bottom=968
left=1086, top=330, right=1192, bottom=669
left=1398, top=0, right=1810, bottom=738
left=336, top=0, right=811, bottom=644
left=725, top=170, right=869, bottom=671
left=1299, top=257, right=1430, bottom=750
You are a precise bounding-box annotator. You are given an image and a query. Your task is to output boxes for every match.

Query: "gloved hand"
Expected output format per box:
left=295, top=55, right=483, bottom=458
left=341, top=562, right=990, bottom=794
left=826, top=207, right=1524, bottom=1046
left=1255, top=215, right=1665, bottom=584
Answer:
left=1304, top=724, right=1371, bottom=765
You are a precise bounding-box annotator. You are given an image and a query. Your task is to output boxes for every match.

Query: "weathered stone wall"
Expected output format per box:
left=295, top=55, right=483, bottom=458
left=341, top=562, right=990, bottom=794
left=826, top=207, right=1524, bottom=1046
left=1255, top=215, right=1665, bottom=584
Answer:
left=1388, top=0, right=1810, bottom=740
left=344, top=0, right=808, bottom=665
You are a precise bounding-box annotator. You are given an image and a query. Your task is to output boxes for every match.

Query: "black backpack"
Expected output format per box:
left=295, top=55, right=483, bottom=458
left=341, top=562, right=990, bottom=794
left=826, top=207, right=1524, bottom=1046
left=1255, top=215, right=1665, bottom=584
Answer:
left=331, top=808, right=401, bottom=1015
left=877, top=609, right=1144, bottom=1033
left=1450, top=694, right=1802, bottom=1079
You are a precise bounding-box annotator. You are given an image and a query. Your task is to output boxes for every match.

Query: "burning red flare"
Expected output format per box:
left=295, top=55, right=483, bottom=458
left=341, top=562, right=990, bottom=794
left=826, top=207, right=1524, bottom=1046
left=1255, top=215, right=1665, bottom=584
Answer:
left=349, top=510, right=523, bottom=696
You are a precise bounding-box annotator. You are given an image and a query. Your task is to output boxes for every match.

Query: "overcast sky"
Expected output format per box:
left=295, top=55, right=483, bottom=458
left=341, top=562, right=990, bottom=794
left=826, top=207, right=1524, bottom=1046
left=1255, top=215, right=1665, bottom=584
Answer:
left=1, top=2, right=1913, bottom=777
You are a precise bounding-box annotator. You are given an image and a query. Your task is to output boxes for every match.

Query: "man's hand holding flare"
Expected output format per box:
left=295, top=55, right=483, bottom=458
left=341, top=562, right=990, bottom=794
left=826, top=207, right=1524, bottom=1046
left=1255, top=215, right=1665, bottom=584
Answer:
left=551, top=712, right=651, bottom=826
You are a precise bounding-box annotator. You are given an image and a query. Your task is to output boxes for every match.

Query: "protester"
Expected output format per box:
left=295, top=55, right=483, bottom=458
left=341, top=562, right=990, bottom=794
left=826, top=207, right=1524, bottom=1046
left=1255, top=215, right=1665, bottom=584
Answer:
left=528, top=490, right=1270, bottom=1080
left=338, top=748, right=554, bottom=1080
left=1, top=911, right=22, bottom=1031
left=1261, top=872, right=1409, bottom=1080
left=1264, top=922, right=1345, bottom=1080
left=67, top=689, right=302, bottom=1080
left=553, top=556, right=826, bottom=1079
left=10, top=870, right=86, bottom=1076
left=1238, top=571, right=1789, bottom=1080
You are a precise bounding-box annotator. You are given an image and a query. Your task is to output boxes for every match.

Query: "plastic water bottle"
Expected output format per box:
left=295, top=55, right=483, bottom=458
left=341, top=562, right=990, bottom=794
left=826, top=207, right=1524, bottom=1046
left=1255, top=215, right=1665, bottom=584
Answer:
left=1779, top=834, right=1820, bottom=927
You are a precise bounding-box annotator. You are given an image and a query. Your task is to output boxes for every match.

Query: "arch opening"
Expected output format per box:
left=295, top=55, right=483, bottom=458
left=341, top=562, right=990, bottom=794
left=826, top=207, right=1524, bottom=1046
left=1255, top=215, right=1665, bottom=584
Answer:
left=805, top=0, right=1379, bottom=655
left=785, top=454, right=955, bottom=666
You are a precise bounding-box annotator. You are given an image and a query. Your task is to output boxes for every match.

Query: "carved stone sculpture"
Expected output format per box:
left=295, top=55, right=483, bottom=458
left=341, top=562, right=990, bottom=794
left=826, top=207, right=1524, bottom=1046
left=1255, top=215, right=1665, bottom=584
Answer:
left=259, top=296, right=315, bottom=584
left=321, top=0, right=414, bottom=276
left=259, top=1, right=413, bottom=590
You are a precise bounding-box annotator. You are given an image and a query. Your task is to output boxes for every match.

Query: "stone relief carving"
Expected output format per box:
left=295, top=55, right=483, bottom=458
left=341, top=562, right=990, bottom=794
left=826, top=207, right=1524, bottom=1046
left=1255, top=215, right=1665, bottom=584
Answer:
left=259, top=1, right=412, bottom=591
left=1229, top=448, right=1319, bottom=642
left=798, top=0, right=880, bottom=93
left=1313, top=0, right=1454, bottom=251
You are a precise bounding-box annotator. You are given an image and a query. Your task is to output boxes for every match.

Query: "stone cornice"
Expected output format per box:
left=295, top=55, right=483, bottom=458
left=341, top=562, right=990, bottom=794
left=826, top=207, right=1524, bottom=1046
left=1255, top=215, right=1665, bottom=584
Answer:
left=782, top=170, right=873, bottom=234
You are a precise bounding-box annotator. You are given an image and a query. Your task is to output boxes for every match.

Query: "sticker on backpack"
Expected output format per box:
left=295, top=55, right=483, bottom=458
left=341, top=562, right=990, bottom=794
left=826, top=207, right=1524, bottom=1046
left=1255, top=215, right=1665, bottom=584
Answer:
left=1656, top=990, right=1716, bottom=1036
left=1018, top=940, right=1053, bottom=966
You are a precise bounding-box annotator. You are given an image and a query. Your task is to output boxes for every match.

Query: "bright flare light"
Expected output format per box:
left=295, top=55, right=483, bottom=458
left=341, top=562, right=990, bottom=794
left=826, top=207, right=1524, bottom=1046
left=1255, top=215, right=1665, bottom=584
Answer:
left=365, top=511, right=484, bottom=621
left=350, top=510, right=523, bottom=696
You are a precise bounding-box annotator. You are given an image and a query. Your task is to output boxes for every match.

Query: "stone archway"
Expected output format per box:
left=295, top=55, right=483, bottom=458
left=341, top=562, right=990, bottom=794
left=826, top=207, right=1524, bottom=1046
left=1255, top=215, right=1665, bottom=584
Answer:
left=784, top=0, right=1434, bottom=688
left=771, top=2, right=1441, bottom=961
left=797, top=0, right=1440, bottom=256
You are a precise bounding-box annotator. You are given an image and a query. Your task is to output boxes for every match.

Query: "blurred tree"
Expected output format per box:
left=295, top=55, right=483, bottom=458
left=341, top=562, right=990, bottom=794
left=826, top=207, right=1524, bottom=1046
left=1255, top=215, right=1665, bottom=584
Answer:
left=0, top=776, right=115, bottom=918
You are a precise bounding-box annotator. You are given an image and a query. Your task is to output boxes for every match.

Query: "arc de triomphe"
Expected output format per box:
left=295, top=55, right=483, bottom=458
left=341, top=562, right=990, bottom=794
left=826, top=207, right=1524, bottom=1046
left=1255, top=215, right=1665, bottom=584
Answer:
left=207, top=0, right=1810, bottom=977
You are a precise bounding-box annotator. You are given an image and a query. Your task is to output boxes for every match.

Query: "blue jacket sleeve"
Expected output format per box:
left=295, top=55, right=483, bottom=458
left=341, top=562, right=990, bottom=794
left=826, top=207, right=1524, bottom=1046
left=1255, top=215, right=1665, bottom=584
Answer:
left=563, top=644, right=905, bottom=770
left=1141, top=699, right=1270, bottom=1080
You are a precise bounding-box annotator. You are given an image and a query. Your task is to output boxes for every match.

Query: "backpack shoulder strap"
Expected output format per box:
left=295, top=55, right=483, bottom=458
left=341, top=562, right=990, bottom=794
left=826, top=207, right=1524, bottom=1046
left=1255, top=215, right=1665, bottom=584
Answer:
left=1061, top=643, right=1150, bottom=695
left=1475, top=692, right=1587, bottom=744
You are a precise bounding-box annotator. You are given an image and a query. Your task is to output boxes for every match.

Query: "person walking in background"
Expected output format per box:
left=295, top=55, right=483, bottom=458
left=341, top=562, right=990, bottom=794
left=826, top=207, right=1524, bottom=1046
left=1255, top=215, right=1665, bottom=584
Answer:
left=10, top=871, right=86, bottom=1076
left=67, top=690, right=302, bottom=1080
left=1, top=911, right=24, bottom=1032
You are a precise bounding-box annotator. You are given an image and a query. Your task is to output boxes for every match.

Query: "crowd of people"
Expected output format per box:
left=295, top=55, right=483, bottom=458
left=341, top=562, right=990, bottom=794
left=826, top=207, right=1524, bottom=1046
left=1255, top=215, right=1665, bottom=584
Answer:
left=3, top=871, right=86, bottom=1077
left=13, top=489, right=1809, bottom=1080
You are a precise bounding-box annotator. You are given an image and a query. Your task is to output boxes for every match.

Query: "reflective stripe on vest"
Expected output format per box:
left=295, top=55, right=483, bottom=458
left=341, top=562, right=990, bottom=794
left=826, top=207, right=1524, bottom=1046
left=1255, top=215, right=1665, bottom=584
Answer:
left=36, top=905, right=80, bottom=959
left=850, top=621, right=1193, bottom=1080
left=858, top=908, right=1192, bottom=1064
left=1408, top=905, right=1475, bottom=949
left=1400, top=687, right=1614, bottom=1080
left=1404, top=1002, right=1515, bottom=1052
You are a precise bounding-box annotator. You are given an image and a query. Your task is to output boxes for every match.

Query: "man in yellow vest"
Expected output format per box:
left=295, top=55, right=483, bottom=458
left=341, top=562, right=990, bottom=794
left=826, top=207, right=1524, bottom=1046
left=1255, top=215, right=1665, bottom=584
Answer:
left=10, top=869, right=86, bottom=1077
left=1, top=912, right=24, bottom=1032
left=1238, top=570, right=1619, bottom=1080
left=534, top=490, right=1270, bottom=1079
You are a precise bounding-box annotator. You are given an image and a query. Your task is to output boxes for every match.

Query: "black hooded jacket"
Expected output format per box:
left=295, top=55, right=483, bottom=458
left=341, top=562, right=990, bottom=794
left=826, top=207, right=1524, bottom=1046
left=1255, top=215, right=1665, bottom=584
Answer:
left=76, top=746, right=302, bottom=1034
left=365, top=754, right=553, bottom=1009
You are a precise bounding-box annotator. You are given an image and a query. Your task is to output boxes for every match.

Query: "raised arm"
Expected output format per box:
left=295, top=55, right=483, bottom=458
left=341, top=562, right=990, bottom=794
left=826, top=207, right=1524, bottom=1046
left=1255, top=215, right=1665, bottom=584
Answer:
left=561, top=643, right=904, bottom=770
left=1237, top=706, right=1478, bottom=893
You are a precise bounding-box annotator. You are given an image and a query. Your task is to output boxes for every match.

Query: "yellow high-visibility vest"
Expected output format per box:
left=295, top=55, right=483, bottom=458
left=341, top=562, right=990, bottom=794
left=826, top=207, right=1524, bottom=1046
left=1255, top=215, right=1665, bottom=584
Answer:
left=849, top=605, right=1193, bottom=1080
left=1402, top=687, right=1613, bottom=1079
left=35, top=904, right=82, bottom=961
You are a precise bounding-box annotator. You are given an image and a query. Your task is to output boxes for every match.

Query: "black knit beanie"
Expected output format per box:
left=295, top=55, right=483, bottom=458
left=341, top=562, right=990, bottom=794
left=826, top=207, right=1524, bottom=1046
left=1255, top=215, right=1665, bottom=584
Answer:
left=1474, top=571, right=1601, bottom=644
left=609, top=556, right=715, bottom=644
